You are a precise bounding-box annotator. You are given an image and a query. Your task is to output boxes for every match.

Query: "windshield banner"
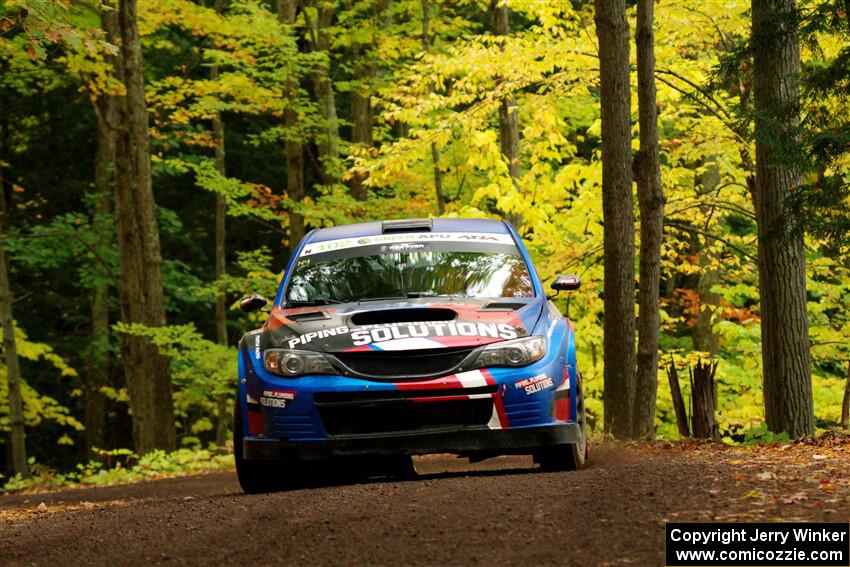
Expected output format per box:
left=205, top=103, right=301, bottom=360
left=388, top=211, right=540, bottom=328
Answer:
left=299, top=232, right=516, bottom=257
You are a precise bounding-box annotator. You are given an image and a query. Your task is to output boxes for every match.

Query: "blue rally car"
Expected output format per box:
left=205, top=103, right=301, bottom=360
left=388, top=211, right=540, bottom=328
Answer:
left=234, top=218, right=587, bottom=493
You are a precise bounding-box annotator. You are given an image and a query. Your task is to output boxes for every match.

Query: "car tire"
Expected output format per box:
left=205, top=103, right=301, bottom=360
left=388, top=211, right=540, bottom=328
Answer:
left=537, top=375, right=588, bottom=472
left=389, top=455, right=418, bottom=481
left=233, top=399, right=294, bottom=494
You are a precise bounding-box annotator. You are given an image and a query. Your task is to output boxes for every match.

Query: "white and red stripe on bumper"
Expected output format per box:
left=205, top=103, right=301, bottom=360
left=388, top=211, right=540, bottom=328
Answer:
left=395, top=369, right=510, bottom=430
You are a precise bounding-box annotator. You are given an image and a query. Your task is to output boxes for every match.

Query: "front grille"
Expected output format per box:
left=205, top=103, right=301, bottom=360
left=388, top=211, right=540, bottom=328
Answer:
left=333, top=347, right=474, bottom=378
left=314, top=385, right=497, bottom=404
left=317, top=397, right=493, bottom=436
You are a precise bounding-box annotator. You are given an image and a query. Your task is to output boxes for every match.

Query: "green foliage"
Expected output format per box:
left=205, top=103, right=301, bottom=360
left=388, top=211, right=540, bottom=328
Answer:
left=113, top=322, right=236, bottom=434
left=1, top=0, right=849, bottom=483
left=741, top=424, right=791, bottom=445
left=1, top=448, right=233, bottom=493
left=0, top=0, right=110, bottom=61
left=0, top=325, right=82, bottom=438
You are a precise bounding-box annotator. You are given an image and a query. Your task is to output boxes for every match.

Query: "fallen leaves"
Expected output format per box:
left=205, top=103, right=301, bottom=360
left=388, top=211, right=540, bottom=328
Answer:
left=779, top=491, right=808, bottom=504
left=741, top=489, right=763, bottom=500
left=644, top=432, right=850, bottom=521
left=0, top=499, right=134, bottom=523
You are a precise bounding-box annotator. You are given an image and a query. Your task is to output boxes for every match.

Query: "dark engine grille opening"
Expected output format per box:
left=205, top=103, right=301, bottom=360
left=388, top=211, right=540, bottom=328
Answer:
left=318, top=398, right=493, bottom=436
left=314, top=385, right=497, bottom=404
left=333, top=347, right=474, bottom=378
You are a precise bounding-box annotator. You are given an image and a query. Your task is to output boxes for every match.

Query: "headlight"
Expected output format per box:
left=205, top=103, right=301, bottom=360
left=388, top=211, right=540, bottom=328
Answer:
left=472, top=336, right=546, bottom=368
left=263, top=349, right=335, bottom=377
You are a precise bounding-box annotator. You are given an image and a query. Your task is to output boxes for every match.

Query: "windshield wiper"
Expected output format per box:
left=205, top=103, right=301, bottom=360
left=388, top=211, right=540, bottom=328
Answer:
left=357, top=292, right=456, bottom=302
left=357, top=296, right=409, bottom=303
left=406, top=292, right=461, bottom=298
left=287, top=298, right=346, bottom=307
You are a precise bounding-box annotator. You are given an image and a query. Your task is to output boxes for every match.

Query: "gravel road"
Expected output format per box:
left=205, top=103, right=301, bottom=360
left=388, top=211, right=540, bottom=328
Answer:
left=1, top=442, right=847, bottom=566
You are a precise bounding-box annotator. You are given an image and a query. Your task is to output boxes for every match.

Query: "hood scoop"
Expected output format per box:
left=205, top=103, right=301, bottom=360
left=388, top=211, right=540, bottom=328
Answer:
left=350, top=308, right=456, bottom=326
left=481, top=301, right=526, bottom=311
left=285, top=311, right=330, bottom=322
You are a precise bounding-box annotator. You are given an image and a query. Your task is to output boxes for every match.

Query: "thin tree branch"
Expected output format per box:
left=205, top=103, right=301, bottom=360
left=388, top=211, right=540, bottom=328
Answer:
left=656, top=68, right=733, bottom=121
left=654, top=74, right=748, bottom=147
left=2, top=229, right=112, bottom=269
left=664, top=220, right=757, bottom=261
left=667, top=200, right=756, bottom=220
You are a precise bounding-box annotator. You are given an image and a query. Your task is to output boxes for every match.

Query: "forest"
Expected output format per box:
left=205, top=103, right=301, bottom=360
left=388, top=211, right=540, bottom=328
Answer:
left=0, top=0, right=848, bottom=487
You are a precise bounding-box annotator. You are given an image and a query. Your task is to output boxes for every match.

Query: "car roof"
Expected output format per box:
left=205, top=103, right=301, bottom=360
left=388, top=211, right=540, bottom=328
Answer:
left=306, top=218, right=511, bottom=243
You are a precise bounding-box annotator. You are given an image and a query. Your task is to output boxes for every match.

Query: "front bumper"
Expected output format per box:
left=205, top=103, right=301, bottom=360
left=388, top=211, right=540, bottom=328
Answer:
left=243, top=423, right=581, bottom=461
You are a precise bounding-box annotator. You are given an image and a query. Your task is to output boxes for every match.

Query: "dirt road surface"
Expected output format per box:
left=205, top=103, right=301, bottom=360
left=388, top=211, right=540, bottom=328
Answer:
left=1, top=441, right=848, bottom=566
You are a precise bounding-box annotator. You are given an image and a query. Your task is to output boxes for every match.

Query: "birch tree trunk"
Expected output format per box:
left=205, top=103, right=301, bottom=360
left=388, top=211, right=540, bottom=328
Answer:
left=595, top=0, right=636, bottom=439
left=752, top=0, right=814, bottom=438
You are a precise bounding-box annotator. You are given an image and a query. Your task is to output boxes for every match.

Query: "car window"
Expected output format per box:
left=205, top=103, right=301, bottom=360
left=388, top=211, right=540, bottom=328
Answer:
left=286, top=233, right=534, bottom=303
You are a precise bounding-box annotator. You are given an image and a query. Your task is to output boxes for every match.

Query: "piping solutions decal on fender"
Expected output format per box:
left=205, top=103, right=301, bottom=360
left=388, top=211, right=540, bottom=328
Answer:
left=260, top=390, right=297, bottom=409
left=515, top=374, right=554, bottom=395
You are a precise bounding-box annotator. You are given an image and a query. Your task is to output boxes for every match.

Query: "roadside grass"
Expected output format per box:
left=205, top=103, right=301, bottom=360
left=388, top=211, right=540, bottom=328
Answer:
left=1, top=447, right=234, bottom=494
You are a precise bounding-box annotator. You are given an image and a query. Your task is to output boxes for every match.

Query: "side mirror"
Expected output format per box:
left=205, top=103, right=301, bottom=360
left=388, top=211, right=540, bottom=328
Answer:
left=551, top=275, right=581, bottom=291
left=239, top=294, right=269, bottom=313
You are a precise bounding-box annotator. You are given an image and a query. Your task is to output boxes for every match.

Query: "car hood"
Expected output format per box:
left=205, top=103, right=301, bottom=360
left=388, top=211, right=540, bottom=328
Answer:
left=261, top=297, right=542, bottom=353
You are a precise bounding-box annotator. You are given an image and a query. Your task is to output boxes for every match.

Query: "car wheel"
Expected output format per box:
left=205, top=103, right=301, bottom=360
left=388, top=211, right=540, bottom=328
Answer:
left=233, top=399, right=295, bottom=494
left=538, top=375, right=587, bottom=472
left=388, top=455, right=418, bottom=481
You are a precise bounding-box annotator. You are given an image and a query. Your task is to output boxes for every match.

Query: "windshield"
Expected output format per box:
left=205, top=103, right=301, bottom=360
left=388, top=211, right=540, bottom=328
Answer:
left=285, top=233, right=534, bottom=304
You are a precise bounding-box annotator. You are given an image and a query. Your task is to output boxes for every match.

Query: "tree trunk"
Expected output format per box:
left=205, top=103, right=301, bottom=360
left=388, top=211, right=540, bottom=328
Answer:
left=114, top=0, right=176, bottom=454
left=430, top=142, right=445, bottom=215
left=595, top=0, right=636, bottom=439
left=306, top=0, right=339, bottom=176
left=689, top=360, right=719, bottom=440
left=694, top=254, right=721, bottom=354
left=279, top=0, right=306, bottom=254
left=347, top=0, right=389, bottom=202
left=349, top=42, right=372, bottom=202
left=491, top=2, right=522, bottom=229
left=693, top=163, right=721, bottom=356
left=211, top=0, right=230, bottom=447
left=632, top=0, right=665, bottom=439
left=840, top=361, right=849, bottom=430
left=86, top=5, right=119, bottom=454
left=0, top=135, right=27, bottom=477
left=752, top=0, right=814, bottom=438
left=666, top=360, right=690, bottom=438
left=422, top=0, right=445, bottom=215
